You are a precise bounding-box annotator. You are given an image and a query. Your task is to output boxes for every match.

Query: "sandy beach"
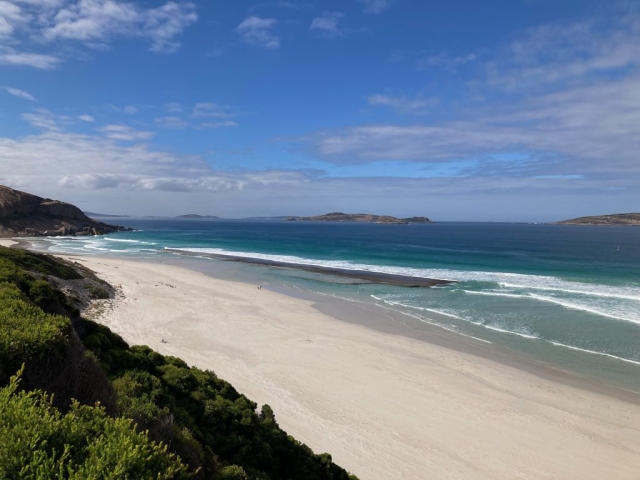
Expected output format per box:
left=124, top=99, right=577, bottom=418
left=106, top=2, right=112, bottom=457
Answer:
left=66, top=255, right=640, bottom=480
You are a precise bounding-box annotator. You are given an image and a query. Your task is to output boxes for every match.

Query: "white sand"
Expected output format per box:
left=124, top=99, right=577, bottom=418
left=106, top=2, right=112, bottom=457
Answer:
left=0, top=239, right=17, bottom=247
left=71, top=255, right=640, bottom=480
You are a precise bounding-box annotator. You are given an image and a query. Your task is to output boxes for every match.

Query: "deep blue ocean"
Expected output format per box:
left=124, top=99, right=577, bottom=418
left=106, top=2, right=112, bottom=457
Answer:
left=37, top=219, right=640, bottom=389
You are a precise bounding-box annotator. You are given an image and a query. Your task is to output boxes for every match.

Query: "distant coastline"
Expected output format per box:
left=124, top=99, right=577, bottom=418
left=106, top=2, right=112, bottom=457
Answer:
left=287, top=212, right=432, bottom=225
left=85, top=212, right=130, bottom=218
left=554, top=213, right=640, bottom=226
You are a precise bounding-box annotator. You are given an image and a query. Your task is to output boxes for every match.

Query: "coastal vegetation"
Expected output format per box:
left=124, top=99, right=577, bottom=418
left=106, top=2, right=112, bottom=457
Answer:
left=0, top=246, right=358, bottom=479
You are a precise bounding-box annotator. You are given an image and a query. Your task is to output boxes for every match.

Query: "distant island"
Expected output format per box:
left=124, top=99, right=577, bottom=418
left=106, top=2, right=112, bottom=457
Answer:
left=555, top=213, right=640, bottom=226
left=85, top=211, right=130, bottom=218
left=0, top=185, right=130, bottom=237
left=287, top=212, right=432, bottom=224
left=176, top=214, right=220, bottom=219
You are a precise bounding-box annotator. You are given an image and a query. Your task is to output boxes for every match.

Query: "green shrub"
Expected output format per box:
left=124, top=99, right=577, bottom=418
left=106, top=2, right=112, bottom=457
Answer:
left=216, top=465, right=248, bottom=480
left=84, top=285, right=110, bottom=299
left=0, top=371, right=190, bottom=480
left=0, top=246, right=82, bottom=280
left=0, top=281, right=71, bottom=378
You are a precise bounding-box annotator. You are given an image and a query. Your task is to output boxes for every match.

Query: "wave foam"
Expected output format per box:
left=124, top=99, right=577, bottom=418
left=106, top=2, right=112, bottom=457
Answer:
left=170, top=246, right=639, bottom=300
left=548, top=342, right=640, bottom=366
left=528, top=294, right=638, bottom=324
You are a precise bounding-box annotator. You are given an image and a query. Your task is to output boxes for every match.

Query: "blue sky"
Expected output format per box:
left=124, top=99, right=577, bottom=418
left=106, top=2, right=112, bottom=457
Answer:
left=1, top=0, right=638, bottom=221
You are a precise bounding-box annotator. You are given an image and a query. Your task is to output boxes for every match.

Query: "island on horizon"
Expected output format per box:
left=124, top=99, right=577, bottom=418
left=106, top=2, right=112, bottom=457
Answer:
left=85, top=211, right=130, bottom=218
left=176, top=214, right=221, bottom=219
left=554, top=213, right=640, bottom=226
left=287, top=212, right=432, bottom=225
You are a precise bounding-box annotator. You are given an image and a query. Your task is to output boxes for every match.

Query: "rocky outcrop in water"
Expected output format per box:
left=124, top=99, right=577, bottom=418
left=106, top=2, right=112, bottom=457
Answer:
left=0, top=185, right=131, bottom=237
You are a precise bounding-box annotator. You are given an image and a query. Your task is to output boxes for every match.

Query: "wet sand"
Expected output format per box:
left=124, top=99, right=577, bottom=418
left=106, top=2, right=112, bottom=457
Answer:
left=165, top=249, right=453, bottom=287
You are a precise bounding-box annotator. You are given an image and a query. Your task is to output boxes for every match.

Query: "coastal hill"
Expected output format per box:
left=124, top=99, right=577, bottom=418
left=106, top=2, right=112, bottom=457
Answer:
left=287, top=212, right=432, bottom=224
left=0, top=185, right=130, bottom=237
left=176, top=214, right=220, bottom=219
left=555, top=213, right=640, bottom=225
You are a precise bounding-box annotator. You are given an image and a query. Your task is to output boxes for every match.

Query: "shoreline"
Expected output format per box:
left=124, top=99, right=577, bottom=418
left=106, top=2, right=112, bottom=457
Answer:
left=16, top=240, right=640, bottom=400
left=164, top=249, right=453, bottom=287
left=132, top=252, right=640, bottom=403
left=0, top=239, right=17, bottom=248
left=55, top=253, right=640, bottom=480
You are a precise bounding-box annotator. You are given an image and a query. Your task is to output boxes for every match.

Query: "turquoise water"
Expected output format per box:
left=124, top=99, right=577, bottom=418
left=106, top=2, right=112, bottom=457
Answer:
left=39, top=219, right=640, bottom=389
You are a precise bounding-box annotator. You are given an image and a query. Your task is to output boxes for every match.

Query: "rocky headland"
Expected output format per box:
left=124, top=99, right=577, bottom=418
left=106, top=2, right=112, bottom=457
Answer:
left=287, top=212, right=432, bottom=224
left=0, top=185, right=131, bottom=237
left=554, top=213, right=640, bottom=226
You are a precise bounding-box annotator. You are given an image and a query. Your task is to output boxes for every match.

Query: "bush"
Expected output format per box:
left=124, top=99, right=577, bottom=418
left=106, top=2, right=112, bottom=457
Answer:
left=0, top=371, right=190, bottom=480
left=85, top=285, right=110, bottom=299
left=0, top=246, right=82, bottom=280
left=216, top=466, right=248, bottom=480
left=0, top=280, right=71, bottom=379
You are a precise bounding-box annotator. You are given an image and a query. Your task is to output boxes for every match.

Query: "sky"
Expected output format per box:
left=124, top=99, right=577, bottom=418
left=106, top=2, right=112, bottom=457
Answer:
left=0, top=0, right=639, bottom=221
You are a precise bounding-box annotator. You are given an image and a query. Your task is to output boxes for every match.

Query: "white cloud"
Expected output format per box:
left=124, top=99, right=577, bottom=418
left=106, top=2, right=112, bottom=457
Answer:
left=156, top=115, right=238, bottom=130
left=0, top=0, right=197, bottom=69
left=310, top=11, right=344, bottom=38
left=155, top=116, right=189, bottom=129
left=0, top=51, right=61, bottom=69
left=300, top=7, right=640, bottom=190
left=42, top=0, right=197, bottom=53
left=236, top=16, right=279, bottom=49
left=0, top=126, right=632, bottom=220
left=78, top=114, right=94, bottom=122
left=3, top=86, right=35, bottom=100
left=0, top=130, right=307, bottom=198
left=123, top=105, right=138, bottom=114
left=307, top=74, right=640, bottom=177
left=100, top=124, right=155, bottom=141
left=197, top=121, right=238, bottom=129
left=0, top=1, right=29, bottom=37
left=491, top=17, right=640, bottom=92
left=360, top=0, right=390, bottom=14
left=417, top=52, right=477, bottom=71
left=141, top=1, right=198, bottom=53
left=368, top=93, right=437, bottom=114
left=21, top=108, right=70, bottom=130
left=164, top=102, right=182, bottom=112
left=192, top=102, right=236, bottom=118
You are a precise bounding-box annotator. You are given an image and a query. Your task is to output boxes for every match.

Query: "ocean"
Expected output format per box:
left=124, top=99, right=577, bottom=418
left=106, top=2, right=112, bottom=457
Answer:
left=35, top=219, right=640, bottom=390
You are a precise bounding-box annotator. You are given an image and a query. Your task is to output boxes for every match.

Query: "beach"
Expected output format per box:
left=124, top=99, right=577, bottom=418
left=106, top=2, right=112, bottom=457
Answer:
left=62, top=254, right=640, bottom=480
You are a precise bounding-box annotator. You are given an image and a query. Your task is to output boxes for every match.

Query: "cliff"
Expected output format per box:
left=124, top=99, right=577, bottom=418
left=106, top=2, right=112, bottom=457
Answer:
left=554, top=213, right=640, bottom=226
left=287, top=212, right=432, bottom=224
left=0, top=185, right=130, bottom=237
